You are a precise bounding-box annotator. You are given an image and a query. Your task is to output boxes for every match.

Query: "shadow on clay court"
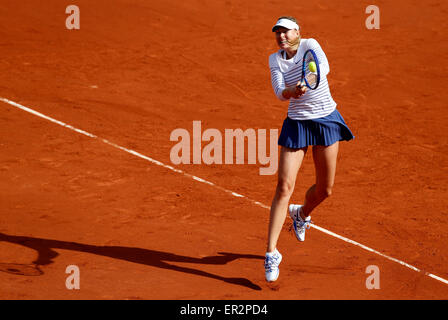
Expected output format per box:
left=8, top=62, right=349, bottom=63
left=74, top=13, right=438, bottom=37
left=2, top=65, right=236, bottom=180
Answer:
left=0, top=232, right=264, bottom=290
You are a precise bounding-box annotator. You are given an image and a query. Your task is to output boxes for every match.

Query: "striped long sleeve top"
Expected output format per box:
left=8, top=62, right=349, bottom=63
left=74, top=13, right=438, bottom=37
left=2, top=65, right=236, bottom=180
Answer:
left=269, top=38, right=337, bottom=120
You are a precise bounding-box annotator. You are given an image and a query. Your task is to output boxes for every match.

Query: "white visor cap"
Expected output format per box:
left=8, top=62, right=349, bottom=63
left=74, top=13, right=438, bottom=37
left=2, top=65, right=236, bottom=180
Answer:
left=272, top=18, right=300, bottom=32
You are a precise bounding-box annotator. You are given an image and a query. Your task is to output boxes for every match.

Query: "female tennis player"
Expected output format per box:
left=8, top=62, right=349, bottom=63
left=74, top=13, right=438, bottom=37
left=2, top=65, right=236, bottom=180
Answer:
left=264, top=16, right=354, bottom=282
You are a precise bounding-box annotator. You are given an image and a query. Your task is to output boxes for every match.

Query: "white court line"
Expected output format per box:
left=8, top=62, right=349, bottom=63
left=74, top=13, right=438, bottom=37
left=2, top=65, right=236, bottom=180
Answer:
left=1, top=96, right=447, bottom=286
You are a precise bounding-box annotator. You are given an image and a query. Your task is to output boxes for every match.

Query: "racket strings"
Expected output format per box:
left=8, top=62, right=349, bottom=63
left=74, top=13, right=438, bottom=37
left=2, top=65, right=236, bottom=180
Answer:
left=306, top=73, right=317, bottom=86
left=304, top=53, right=318, bottom=89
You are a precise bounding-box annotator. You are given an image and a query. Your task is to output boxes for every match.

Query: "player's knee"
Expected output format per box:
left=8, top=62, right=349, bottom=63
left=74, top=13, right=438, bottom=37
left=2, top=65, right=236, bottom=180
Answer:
left=276, top=179, right=294, bottom=198
left=317, top=186, right=332, bottom=199
left=324, top=187, right=332, bottom=198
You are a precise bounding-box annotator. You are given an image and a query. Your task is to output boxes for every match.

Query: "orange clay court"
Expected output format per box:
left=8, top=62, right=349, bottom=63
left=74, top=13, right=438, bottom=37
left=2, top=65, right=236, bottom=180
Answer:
left=0, top=0, right=447, bottom=299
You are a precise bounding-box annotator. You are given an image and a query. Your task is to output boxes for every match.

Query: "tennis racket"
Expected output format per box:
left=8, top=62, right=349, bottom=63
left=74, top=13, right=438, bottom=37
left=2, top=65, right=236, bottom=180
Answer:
left=299, top=49, right=320, bottom=90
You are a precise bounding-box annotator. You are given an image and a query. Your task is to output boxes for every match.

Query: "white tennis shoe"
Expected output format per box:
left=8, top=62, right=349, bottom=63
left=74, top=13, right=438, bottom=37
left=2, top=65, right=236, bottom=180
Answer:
left=264, top=249, right=282, bottom=282
left=289, top=204, right=312, bottom=242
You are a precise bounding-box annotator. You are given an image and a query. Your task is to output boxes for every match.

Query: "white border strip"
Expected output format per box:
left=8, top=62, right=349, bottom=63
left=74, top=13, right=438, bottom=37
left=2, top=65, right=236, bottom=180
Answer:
left=1, top=96, right=447, bottom=286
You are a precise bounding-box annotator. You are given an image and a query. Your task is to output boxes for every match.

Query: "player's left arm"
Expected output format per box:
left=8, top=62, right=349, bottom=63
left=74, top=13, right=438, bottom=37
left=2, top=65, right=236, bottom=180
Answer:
left=308, top=38, right=330, bottom=77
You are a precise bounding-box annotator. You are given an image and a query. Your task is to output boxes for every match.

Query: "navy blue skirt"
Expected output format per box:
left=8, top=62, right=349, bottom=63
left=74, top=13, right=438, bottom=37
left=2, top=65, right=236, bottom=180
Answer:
left=278, top=109, right=354, bottom=149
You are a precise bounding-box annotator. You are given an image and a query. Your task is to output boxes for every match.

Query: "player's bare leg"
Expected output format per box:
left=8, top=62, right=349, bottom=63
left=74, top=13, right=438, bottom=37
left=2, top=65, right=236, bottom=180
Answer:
left=301, top=142, right=339, bottom=218
left=266, top=146, right=307, bottom=253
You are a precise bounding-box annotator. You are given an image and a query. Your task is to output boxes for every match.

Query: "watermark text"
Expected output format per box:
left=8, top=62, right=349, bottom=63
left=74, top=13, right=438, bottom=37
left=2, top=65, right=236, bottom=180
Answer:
left=170, top=121, right=278, bottom=175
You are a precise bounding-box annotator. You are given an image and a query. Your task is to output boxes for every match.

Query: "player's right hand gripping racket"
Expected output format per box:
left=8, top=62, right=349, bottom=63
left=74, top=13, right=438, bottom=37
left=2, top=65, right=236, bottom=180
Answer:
left=299, top=49, right=320, bottom=90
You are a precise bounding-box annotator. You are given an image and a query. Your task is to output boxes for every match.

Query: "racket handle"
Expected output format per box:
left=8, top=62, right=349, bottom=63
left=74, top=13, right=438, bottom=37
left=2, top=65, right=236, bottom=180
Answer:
left=294, top=83, right=307, bottom=96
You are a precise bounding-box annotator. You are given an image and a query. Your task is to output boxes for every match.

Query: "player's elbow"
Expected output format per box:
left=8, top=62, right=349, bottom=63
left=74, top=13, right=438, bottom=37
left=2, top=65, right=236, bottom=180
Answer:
left=320, top=64, right=330, bottom=76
